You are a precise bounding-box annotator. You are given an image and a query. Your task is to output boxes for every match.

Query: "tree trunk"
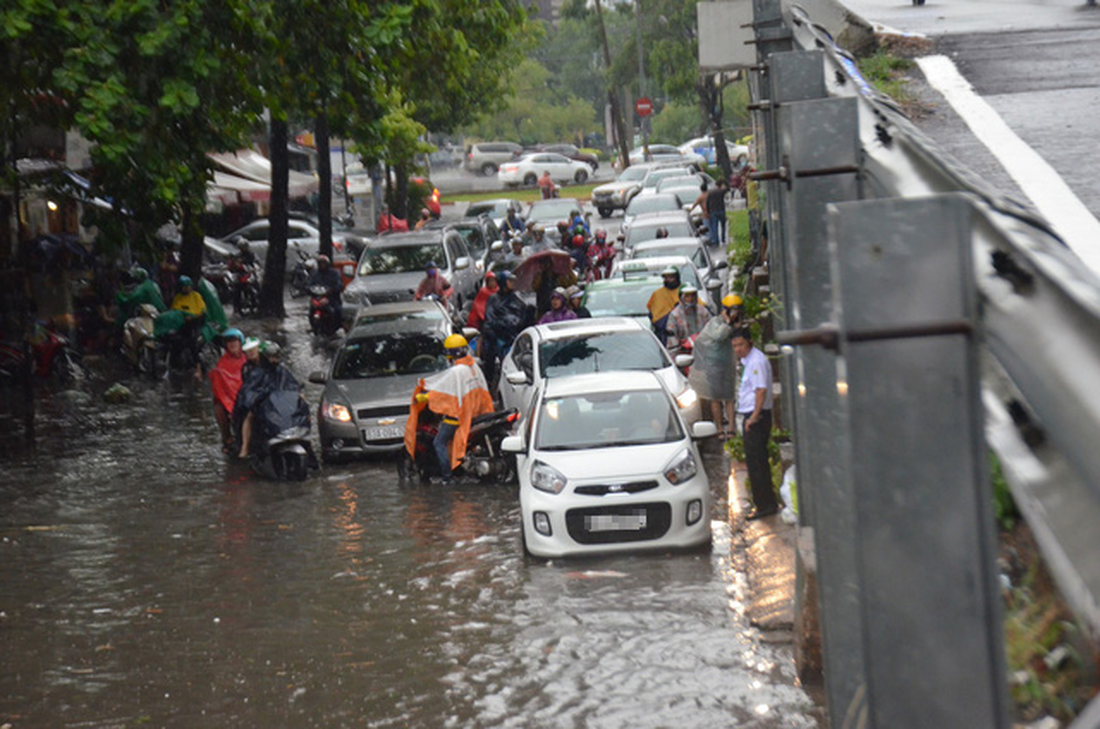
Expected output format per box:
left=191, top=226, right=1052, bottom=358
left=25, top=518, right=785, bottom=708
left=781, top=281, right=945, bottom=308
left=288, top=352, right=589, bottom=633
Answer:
left=260, top=117, right=289, bottom=318
left=179, top=189, right=205, bottom=281
left=699, top=75, right=732, bottom=181
left=594, top=0, right=632, bottom=169
left=315, top=112, right=333, bottom=258
left=393, top=163, right=409, bottom=220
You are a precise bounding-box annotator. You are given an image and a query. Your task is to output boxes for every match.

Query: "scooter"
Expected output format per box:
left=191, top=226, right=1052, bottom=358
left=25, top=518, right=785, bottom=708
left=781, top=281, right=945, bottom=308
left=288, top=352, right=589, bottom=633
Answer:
left=0, top=322, right=83, bottom=385
left=121, top=303, right=159, bottom=375
left=290, top=251, right=316, bottom=298
left=247, top=389, right=319, bottom=481
left=226, top=261, right=261, bottom=317
left=398, top=408, right=520, bottom=484
left=308, top=285, right=341, bottom=336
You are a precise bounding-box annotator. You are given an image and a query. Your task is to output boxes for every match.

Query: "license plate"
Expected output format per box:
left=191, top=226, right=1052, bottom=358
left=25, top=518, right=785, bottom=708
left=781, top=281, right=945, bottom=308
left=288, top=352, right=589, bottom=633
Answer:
left=364, top=425, right=403, bottom=440
left=585, top=512, right=647, bottom=532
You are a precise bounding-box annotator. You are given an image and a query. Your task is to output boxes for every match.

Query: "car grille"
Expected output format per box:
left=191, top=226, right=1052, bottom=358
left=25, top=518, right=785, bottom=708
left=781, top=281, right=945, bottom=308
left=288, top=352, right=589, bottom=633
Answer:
left=573, top=480, right=659, bottom=496
left=565, top=502, right=671, bottom=544
left=357, top=405, right=409, bottom=420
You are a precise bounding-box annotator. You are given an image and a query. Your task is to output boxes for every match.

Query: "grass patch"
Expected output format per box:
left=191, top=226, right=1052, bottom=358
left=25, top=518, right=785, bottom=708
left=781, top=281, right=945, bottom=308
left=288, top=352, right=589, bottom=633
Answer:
left=447, top=183, right=600, bottom=204
left=858, top=50, right=914, bottom=103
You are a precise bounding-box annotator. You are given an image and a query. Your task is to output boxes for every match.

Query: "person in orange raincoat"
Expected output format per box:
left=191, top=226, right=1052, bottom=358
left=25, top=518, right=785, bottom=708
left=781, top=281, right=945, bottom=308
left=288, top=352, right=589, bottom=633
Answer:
left=404, top=334, right=494, bottom=484
left=209, top=328, right=247, bottom=454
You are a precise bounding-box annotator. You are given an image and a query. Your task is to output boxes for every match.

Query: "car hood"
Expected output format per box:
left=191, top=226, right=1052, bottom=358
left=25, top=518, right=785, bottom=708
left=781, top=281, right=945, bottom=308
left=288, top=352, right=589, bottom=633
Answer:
left=349, top=272, right=424, bottom=302
left=655, top=365, right=689, bottom=396
left=327, top=374, right=423, bottom=411
left=593, top=180, right=638, bottom=195
left=534, top=441, right=689, bottom=482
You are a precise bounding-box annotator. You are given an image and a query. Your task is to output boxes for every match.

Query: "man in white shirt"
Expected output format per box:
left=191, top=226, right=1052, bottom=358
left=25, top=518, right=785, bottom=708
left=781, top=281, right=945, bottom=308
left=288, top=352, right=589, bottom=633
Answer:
left=733, top=328, right=779, bottom=519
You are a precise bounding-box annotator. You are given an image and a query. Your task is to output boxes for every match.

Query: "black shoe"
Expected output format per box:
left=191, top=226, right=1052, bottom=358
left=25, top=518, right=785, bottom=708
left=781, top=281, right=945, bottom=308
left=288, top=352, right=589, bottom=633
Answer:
left=745, top=506, right=779, bottom=521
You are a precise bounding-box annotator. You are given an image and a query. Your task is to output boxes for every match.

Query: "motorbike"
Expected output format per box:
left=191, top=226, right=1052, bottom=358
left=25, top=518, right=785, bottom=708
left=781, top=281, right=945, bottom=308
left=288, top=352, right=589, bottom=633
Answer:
left=121, top=304, right=159, bottom=375
left=0, top=322, right=84, bottom=385
left=247, top=388, right=319, bottom=481
left=290, top=251, right=316, bottom=298
left=153, top=315, right=216, bottom=377
left=226, top=261, right=261, bottom=317
left=669, top=333, right=698, bottom=376
left=398, top=407, right=520, bottom=484
left=309, top=285, right=341, bottom=336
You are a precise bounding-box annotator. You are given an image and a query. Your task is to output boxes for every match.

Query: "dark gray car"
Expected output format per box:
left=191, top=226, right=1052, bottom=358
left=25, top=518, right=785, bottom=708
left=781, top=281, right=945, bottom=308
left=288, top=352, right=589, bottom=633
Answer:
left=311, top=300, right=453, bottom=460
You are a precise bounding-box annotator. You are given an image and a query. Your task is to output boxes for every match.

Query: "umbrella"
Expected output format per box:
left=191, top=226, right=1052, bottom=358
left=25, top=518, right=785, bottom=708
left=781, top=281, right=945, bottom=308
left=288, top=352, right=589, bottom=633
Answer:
left=512, top=249, right=575, bottom=292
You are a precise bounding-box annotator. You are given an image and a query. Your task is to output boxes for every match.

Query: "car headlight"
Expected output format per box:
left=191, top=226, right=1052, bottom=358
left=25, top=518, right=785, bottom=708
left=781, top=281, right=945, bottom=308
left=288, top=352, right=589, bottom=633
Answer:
left=675, top=387, right=698, bottom=410
left=664, top=449, right=698, bottom=485
left=322, top=400, right=352, bottom=423
left=531, top=460, right=568, bottom=494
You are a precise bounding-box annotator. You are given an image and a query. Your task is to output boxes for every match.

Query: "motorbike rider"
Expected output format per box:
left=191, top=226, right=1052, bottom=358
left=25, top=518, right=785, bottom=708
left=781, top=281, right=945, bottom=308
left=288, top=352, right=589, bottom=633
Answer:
left=414, top=207, right=432, bottom=231
left=209, top=328, right=247, bottom=455
left=668, top=283, right=711, bottom=353
left=414, top=260, right=454, bottom=302
left=538, top=170, right=557, bottom=199
left=527, top=225, right=550, bottom=253
left=406, top=334, right=494, bottom=486
left=539, top=288, right=576, bottom=324
left=587, top=230, right=616, bottom=281
left=116, top=266, right=166, bottom=324
left=569, top=209, right=590, bottom=237
left=646, top=265, right=681, bottom=347
left=306, top=254, right=343, bottom=326
left=480, top=270, right=530, bottom=390
left=502, top=236, right=528, bottom=267
left=170, top=274, right=207, bottom=377
left=232, top=238, right=257, bottom=268
left=568, top=286, right=591, bottom=319
left=501, top=208, right=525, bottom=242
left=466, top=271, right=498, bottom=331
left=568, top=234, right=589, bottom=275
left=655, top=227, right=670, bottom=240
left=235, top=341, right=302, bottom=460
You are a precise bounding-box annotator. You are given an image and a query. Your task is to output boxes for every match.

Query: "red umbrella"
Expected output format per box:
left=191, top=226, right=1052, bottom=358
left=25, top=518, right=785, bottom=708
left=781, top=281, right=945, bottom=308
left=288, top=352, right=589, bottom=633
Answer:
left=511, top=249, right=575, bottom=291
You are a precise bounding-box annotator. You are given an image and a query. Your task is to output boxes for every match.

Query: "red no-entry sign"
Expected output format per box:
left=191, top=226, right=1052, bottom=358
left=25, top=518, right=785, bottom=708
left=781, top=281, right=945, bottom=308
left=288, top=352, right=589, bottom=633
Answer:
left=635, top=97, right=653, bottom=117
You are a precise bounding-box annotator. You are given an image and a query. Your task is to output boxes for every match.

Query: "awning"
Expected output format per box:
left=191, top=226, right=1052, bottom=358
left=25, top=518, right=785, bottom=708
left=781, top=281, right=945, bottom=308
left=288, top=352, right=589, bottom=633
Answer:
left=208, top=170, right=271, bottom=204
left=208, top=149, right=318, bottom=199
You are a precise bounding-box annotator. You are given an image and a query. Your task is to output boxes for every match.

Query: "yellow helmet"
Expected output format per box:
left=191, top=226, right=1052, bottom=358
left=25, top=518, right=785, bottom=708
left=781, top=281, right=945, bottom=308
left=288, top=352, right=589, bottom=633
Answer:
left=444, top=334, right=468, bottom=350
left=722, top=294, right=743, bottom=308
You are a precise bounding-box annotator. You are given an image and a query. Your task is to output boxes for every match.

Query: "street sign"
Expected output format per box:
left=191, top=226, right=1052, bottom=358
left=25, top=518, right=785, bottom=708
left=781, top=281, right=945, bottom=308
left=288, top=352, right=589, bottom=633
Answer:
left=635, top=97, right=653, bottom=117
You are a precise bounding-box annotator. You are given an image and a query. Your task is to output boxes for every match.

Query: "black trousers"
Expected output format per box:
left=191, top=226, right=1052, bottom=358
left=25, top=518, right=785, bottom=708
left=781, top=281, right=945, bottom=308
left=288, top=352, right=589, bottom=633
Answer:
left=741, top=409, right=778, bottom=511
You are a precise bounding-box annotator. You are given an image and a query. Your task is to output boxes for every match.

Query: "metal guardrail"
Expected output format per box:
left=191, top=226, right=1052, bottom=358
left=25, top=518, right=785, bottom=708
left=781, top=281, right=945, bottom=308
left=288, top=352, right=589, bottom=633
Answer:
left=745, top=1, right=1100, bottom=726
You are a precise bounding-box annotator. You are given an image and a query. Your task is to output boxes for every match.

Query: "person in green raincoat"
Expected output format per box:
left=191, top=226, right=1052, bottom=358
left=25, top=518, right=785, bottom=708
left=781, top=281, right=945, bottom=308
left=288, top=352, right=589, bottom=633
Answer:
left=115, top=267, right=166, bottom=326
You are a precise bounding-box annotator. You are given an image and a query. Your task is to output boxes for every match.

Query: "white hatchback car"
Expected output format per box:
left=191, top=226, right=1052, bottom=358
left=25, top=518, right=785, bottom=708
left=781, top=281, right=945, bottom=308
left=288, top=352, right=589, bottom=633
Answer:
left=497, top=317, right=700, bottom=425
left=504, top=371, right=716, bottom=558
left=499, top=153, right=592, bottom=187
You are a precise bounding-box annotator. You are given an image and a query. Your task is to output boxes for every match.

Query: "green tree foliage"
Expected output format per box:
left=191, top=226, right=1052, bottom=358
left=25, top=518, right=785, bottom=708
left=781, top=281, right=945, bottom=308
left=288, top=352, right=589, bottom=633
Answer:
left=650, top=101, right=702, bottom=144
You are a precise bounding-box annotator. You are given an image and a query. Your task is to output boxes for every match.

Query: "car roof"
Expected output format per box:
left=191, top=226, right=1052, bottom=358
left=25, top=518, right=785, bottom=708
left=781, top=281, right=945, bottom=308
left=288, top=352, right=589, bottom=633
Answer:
left=347, top=303, right=451, bottom=338
left=525, top=316, right=645, bottom=342
left=366, top=231, right=444, bottom=248
left=627, top=210, right=693, bottom=226
left=632, top=237, right=704, bottom=252
left=544, top=370, right=664, bottom=398
left=621, top=254, right=694, bottom=269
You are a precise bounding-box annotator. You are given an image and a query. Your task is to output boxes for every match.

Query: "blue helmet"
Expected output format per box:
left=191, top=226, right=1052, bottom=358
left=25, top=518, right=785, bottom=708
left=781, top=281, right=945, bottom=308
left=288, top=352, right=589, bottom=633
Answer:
left=222, top=328, right=244, bottom=343
left=496, top=270, right=513, bottom=286
left=178, top=274, right=193, bottom=288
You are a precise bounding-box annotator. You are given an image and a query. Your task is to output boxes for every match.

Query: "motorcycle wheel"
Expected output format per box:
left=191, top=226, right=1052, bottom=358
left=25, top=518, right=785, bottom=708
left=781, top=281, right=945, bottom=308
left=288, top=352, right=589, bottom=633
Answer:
left=137, top=345, right=155, bottom=376
left=50, top=350, right=83, bottom=384
left=236, top=287, right=259, bottom=317
left=396, top=451, right=415, bottom=482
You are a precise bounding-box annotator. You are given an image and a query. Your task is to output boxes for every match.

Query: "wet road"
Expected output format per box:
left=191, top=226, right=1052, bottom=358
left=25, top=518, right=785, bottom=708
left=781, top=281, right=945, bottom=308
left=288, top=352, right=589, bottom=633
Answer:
left=0, top=304, right=819, bottom=728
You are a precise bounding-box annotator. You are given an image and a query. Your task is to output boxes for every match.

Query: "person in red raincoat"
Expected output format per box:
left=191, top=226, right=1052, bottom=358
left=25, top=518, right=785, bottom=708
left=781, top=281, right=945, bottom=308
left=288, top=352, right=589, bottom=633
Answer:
left=466, top=271, right=497, bottom=331
left=209, top=328, right=247, bottom=454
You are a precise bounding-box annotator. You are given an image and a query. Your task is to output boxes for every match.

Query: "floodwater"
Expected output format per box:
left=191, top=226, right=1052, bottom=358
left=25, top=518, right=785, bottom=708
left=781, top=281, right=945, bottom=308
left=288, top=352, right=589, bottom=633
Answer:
left=0, top=306, right=820, bottom=728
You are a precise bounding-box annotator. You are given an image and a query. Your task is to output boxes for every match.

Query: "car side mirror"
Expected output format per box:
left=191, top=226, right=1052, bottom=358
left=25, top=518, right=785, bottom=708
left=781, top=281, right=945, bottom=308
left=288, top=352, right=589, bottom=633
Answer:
left=674, top=354, right=694, bottom=369
left=308, top=370, right=327, bottom=384
left=714, top=259, right=729, bottom=270
left=692, top=421, right=718, bottom=439
left=454, top=256, right=471, bottom=271
left=505, top=370, right=529, bottom=386
left=462, top=327, right=480, bottom=341
left=491, top=240, right=504, bottom=252
left=501, top=435, right=525, bottom=454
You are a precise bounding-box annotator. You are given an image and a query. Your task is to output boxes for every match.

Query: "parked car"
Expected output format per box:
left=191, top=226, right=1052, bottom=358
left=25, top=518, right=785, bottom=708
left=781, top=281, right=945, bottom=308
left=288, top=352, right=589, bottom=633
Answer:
left=628, top=237, right=726, bottom=285
left=621, top=192, right=685, bottom=231
left=525, top=197, right=586, bottom=246
left=591, top=162, right=658, bottom=218
left=341, top=228, right=480, bottom=327
left=621, top=210, right=700, bottom=252
left=465, top=142, right=523, bottom=176
left=679, top=136, right=750, bottom=167
left=634, top=166, right=699, bottom=199
left=499, top=153, right=591, bottom=187
left=536, top=144, right=599, bottom=171
left=219, top=218, right=365, bottom=267
left=464, top=198, right=524, bottom=229
left=498, top=317, right=700, bottom=425
left=429, top=216, right=501, bottom=275
left=628, top=144, right=705, bottom=168
left=311, top=300, right=453, bottom=461
left=504, top=370, right=716, bottom=558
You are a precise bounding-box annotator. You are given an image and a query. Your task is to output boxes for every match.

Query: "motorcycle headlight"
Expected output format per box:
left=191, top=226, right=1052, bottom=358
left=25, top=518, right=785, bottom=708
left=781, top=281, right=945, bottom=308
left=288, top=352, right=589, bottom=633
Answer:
left=322, top=400, right=352, bottom=423
left=531, top=460, right=568, bottom=494
left=664, top=449, right=698, bottom=485
left=676, top=387, right=698, bottom=410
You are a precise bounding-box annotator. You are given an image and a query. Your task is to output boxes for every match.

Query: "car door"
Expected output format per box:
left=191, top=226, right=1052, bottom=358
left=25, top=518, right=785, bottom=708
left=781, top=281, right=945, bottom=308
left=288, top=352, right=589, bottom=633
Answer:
left=499, top=332, right=535, bottom=413
left=445, top=233, right=475, bottom=303
left=287, top=222, right=318, bottom=258
left=546, top=154, right=574, bottom=182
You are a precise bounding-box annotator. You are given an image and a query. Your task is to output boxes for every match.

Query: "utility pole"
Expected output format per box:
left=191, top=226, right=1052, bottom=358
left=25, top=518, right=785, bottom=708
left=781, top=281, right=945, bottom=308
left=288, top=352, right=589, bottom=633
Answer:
left=594, top=0, right=632, bottom=170
left=635, top=0, right=650, bottom=161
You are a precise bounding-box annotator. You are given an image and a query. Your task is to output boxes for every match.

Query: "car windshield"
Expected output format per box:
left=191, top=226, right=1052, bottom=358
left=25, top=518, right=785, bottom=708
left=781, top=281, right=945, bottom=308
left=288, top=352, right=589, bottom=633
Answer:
left=453, top=226, right=486, bottom=256
left=535, top=390, right=683, bottom=450
left=358, top=243, right=444, bottom=275
left=642, top=169, right=688, bottom=189
left=528, top=200, right=579, bottom=222
left=332, top=333, right=447, bottom=379
left=466, top=201, right=508, bottom=218
left=656, top=177, right=699, bottom=193
left=584, top=283, right=654, bottom=318
left=634, top=244, right=698, bottom=263
left=617, top=166, right=650, bottom=182
left=626, top=195, right=682, bottom=216
left=626, top=220, right=694, bottom=247
left=353, top=308, right=445, bottom=328
left=539, top=331, right=670, bottom=379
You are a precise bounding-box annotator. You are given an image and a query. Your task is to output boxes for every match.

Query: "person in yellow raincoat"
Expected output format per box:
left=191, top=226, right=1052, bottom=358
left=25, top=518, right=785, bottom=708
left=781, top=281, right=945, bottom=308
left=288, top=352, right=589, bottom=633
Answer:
left=646, top=265, right=681, bottom=347
left=405, top=334, right=494, bottom=485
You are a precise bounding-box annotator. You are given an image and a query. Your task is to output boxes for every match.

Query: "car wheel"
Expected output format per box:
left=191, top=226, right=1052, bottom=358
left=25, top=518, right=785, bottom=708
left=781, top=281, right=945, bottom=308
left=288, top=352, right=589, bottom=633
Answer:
left=597, top=206, right=612, bottom=219
left=523, top=173, right=538, bottom=187
left=574, top=169, right=588, bottom=184
left=481, top=163, right=498, bottom=176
